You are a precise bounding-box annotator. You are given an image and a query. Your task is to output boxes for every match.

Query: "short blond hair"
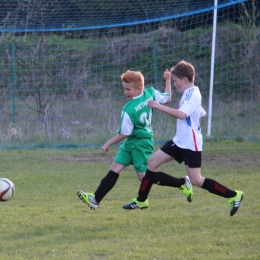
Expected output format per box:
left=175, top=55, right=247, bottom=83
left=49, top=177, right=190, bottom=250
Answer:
left=120, top=70, right=144, bottom=90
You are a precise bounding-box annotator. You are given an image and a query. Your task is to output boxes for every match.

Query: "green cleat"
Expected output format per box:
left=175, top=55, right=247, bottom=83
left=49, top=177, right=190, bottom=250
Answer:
left=228, top=190, right=244, bottom=216
left=123, top=198, right=149, bottom=210
left=77, top=190, right=99, bottom=210
left=179, top=176, right=193, bottom=202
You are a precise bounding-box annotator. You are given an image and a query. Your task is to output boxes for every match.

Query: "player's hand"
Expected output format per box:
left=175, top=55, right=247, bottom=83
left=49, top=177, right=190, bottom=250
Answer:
left=163, top=69, right=171, bottom=81
left=102, top=143, right=110, bottom=153
left=148, top=100, right=161, bottom=109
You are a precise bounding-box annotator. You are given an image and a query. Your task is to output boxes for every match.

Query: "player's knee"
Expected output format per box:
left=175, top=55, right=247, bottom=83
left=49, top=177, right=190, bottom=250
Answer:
left=137, top=173, right=145, bottom=181
left=189, top=176, right=204, bottom=187
left=147, top=158, right=157, bottom=170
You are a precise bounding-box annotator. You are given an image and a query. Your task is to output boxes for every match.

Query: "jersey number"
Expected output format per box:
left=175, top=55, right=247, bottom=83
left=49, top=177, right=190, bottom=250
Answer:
left=140, top=112, right=152, bottom=132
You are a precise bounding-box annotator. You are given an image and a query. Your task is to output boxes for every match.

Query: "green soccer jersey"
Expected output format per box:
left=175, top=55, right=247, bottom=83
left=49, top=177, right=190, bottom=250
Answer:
left=117, top=87, right=169, bottom=139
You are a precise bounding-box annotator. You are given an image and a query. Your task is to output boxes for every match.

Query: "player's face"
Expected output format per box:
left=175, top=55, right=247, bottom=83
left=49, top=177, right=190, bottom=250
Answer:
left=172, top=75, right=185, bottom=93
left=122, top=82, right=142, bottom=99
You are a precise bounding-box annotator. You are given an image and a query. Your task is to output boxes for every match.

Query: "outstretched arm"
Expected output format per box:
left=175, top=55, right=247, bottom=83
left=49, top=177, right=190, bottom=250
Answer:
left=163, top=69, right=172, bottom=104
left=148, top=100, right=187, bottom=119
left=102, top=134, right=128, bottom=153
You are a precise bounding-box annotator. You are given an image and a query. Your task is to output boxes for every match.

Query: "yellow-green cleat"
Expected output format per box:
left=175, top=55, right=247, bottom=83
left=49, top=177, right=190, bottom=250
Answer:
left=179, top=176, right=194, bottom=202
left=228, top=190, right=244, bottom=216
left=77, top=190, right=99, bottom=210
left=122, top=198, right=149, bottom=210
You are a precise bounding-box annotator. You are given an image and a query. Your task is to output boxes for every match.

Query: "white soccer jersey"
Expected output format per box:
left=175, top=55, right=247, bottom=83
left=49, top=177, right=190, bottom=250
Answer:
left=173, top=86, right=206, bottom=151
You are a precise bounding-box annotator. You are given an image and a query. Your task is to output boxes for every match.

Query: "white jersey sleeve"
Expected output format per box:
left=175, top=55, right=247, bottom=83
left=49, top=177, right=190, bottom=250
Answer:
left=179, top=88, right=201, bottom=116
left=154, top=89, right=169, bottom=104
left=200, top=106, right=207, bottom=118
left=117, top=111, right=134, bottom=136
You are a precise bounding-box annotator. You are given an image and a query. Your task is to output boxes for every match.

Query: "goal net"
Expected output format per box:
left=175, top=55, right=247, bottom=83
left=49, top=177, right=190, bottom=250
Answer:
left=0, top=0, right=259, bottom=149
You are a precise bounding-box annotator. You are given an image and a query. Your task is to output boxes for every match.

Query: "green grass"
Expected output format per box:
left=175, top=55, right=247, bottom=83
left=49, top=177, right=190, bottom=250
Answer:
left=1, top=140, right=260, bottom=259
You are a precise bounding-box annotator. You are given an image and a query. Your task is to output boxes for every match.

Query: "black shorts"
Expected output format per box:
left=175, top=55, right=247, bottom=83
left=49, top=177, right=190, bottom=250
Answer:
left=160, top=140, right=201, bottom=168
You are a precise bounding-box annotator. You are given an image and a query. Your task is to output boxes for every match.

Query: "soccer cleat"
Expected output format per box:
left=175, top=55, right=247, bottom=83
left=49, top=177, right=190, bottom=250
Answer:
left=179, top=176, right=193, bottom=202
left=77, top=190, right=99, bottom=210
left=228, top=190, right=244, bottom=216
left=122, top=198, right=149, bottom=210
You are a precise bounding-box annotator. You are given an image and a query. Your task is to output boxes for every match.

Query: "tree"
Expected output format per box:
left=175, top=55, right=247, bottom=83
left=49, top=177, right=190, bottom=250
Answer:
left=238, top=0, right=260, bottom=100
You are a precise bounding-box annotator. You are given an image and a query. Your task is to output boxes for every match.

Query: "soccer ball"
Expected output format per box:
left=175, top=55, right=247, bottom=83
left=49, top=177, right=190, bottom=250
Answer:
left=0, top=178, right=15, bottom=202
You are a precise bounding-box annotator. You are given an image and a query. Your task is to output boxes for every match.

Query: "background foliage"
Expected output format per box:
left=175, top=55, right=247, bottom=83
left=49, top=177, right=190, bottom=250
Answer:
left=0, top=0, right=259, bottom=149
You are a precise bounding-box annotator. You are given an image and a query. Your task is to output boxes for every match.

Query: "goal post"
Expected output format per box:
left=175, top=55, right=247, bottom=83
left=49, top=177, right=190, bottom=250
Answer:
left=207, top=0, right=218, bottom=137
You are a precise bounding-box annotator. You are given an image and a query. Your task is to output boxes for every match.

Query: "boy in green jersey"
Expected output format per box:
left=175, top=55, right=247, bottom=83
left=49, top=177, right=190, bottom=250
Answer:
left=77, top=70, right=173, bottom=210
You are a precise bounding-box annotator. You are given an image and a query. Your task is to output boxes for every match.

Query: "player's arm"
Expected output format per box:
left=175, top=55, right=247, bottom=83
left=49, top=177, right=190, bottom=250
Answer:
left=148, top=100, right=187, bottom=119
left=102, top=134, right=128, bottom=153
left=163, top=69, right=172, bottom=104
left=200, top=106, right=207, bottom=119
left=102, top=111, right=133, bottom=153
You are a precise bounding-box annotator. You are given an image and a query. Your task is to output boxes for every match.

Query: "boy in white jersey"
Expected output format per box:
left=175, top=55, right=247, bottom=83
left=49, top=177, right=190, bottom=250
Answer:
left=77, top=70, right=172, bottom=209
left=123, top=60, right=244, bottom=217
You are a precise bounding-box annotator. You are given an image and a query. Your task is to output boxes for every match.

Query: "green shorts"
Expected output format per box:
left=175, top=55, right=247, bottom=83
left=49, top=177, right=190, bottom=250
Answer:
left=114, top=137, right=154, bottom=173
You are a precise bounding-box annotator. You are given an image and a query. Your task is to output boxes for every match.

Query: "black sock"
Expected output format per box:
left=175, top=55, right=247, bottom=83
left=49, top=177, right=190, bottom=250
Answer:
left=137, top=169, right=157, bottom=202
left=154, top=171, right=184, bottom=188
left=94, top=170, right=119, bottom=203
left=202, top=178, right=236, bottom=198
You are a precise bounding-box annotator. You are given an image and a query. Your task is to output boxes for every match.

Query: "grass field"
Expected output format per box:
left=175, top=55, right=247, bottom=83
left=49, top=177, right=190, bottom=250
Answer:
left=1, top=140, right=260, bottom=260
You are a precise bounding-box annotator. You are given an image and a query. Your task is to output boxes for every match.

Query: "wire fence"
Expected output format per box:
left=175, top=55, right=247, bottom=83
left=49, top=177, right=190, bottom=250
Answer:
left=0, top=0, right=259, bottom=149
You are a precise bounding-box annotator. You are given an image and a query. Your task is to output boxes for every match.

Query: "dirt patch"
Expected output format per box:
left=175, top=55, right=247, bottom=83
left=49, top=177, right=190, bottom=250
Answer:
left=202, top=154, right=260, bottom=168
left=202, top=154, right=259, bottom=162
left=54, top=154, right=115, bottom=163
left=53, top=154, right=259, bottom=167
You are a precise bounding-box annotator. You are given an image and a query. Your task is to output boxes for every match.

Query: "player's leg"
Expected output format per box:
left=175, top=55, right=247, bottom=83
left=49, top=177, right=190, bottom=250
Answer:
left=136, top=172, right=145, bottom=181
left=138, top=149, right=173, bottom=200
left=77, top=143, right=131, bottom=210
left=132, top=146, right=181, bottom=183
left=187, top=166, right=244, bottom=216
left=133, top=141, right=186, bottom=186
left=132, top=140, right=186, bottom=203
left=185, top=166, right=205, bottom=187
left=94, top=162, right=125, bottom=202
left=136, top=171, right=187, bottom=188
left=123, top=148, right=173, bottom=209
left=131, top=140, right=152, bottom=182
left=201, top=175, right=244, bottom=216
left=77, top=162, right=125, bottom=210
left=123, top=141, right=193, bottom=209
left=152, top=142, right=193, bottom=202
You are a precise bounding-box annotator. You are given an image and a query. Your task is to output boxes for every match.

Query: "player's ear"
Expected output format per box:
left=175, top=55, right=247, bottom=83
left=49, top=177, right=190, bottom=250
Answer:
left=183, top=77, right=189, bottom=83
left=137, top=84, right=143, bottom=91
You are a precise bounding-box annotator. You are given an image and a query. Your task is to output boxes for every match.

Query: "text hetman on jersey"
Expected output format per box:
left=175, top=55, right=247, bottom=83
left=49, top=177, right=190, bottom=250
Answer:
left=134, top=97, right=153, bottom=111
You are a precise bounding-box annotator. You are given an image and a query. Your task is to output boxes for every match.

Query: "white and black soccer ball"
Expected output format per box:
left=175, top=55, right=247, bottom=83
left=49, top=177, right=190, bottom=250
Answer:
left=0, top=178, right=15, bottom=202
